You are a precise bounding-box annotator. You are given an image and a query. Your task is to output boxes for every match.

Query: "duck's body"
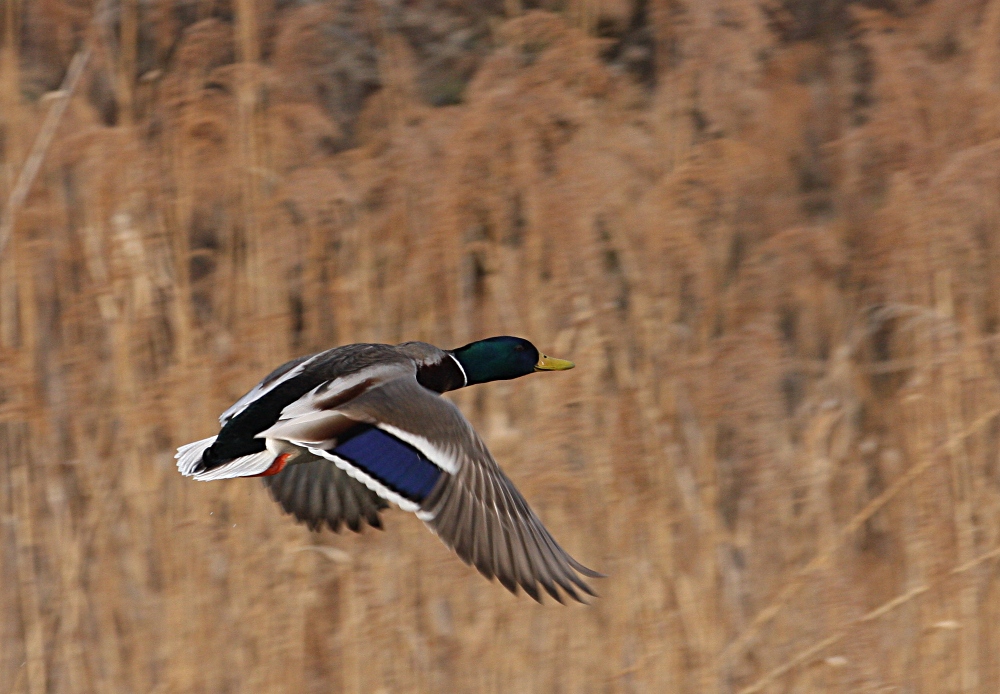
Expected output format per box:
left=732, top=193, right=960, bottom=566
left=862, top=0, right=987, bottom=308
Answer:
left=176, top=337, right=599, bottom=603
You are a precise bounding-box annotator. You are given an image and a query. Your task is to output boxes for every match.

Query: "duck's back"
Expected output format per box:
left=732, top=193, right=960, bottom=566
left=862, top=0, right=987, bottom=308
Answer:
left=204, top=343, right=413, bottom=470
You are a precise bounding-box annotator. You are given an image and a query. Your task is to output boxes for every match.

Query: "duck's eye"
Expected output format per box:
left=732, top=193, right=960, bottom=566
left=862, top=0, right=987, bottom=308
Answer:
left=515, top=345, right=524, bottom=351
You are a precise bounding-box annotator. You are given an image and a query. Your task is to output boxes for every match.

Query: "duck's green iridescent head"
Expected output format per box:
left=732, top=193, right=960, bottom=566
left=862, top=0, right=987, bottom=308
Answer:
left=450, top=336, right=574, bottom=386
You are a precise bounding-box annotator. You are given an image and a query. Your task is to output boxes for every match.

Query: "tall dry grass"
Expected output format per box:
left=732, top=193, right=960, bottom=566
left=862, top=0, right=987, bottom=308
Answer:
left=4, top=1, right=1000, bottom=692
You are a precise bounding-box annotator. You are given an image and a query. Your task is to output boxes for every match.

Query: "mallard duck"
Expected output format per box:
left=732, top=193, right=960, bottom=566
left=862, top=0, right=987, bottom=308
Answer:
left=176, top=336, right=601, bottom=603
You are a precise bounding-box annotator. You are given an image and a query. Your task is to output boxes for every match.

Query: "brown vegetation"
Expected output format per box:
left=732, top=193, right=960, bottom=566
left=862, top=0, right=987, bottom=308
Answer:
left=4, top=0, right=1000, bottom=691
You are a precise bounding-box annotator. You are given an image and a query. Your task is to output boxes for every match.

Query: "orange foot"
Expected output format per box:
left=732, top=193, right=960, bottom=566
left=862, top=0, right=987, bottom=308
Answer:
left=251, top=452, right=292, bottom=477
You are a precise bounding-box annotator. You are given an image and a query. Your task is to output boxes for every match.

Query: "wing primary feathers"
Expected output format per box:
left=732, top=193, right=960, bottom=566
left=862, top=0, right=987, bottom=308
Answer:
left=365, top=507, right=383, bottom=530
left=487, top=474, right=551, bottom=602
left=466, top=468, right=532, bottom=598
left=417, top=442, right=596, bottom=602
left=494, top=469, right=589, bottom=602
left=521, top=508, right=595, bottom=599
left=470, top=463, right=496, bottom=582
left=477, top=470, right=521, bottom=596
left=449, top=484, right=475, bottom=566
left=261, top=457, right=386, bottom=534
left=516, top=514, right=582, bottom=602
left=490, top=510, right=518, bottom=594
left=498, top=468, right=599, bottom=592
left=292, top=465, right=311, bottom=522
left=279, top=468, right=298, bottom=512
left=566, top=554, right=607, bottom=579
left=514, top=498, right=565, bottom=604
left=319, top=464, right=342, bottom=532
left=342, top=479, right=362, bottom=533
left=502, top=528, right=532, bottom=598
left=307, top=474, right=325, bottom=531
left=515, top=506, right=559, bottom=601
left=484, top=475, right=518, bottom=596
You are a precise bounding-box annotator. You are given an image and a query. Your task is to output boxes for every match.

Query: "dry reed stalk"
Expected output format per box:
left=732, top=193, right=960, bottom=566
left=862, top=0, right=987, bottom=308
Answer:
left=973, top=0, right=1000, bottom=89
left=741, top=527, right=1000, bottom=694
left=0, top=48, right=90, bottom=259
left=719, top=400, right=1000, bottom=668
left=935, top=267, right=981, bottom=693
left=233, top=0, right=270, bottom=360
left=6, top=425, right=45, bottom=694
left=0, top=0, right=23, bottom=181
left=0, top=0, right=23, bottom=354
left=117, top=0, right=138, bottom=126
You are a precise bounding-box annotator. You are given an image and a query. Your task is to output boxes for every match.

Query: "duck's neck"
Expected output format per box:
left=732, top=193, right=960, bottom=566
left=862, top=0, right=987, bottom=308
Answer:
left=415, top=353, right=467, bottom=393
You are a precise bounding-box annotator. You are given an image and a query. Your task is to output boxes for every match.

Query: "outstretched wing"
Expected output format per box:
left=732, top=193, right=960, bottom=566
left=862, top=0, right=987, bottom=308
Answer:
left=286, top=377, right=602, bottom=603
left=261, top=452, right=388, bottom=532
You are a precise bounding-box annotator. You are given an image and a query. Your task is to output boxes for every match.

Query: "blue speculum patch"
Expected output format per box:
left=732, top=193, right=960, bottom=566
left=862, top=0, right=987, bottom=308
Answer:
left=333, top=427, right=443, bottom=502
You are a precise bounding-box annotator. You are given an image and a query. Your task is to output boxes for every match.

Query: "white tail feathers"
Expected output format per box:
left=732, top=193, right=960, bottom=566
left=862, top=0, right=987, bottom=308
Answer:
left=175, top=436, right=276, bottom=481
left=190, top=450, right=275, bottom=480
left=176, top=436, right=216, bottom=476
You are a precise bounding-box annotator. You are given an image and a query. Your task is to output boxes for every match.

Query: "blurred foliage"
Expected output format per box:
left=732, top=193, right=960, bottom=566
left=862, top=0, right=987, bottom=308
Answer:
left=4, top=0, right=1000, bottom=692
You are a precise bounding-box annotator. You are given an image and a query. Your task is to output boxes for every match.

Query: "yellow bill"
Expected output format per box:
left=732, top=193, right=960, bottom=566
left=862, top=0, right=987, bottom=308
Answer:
left=535, top=354, right=575, bottom=371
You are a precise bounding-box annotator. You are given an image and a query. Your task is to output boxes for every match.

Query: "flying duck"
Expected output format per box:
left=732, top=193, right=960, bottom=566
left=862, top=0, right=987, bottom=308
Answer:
left=176, top=336, right=601, bottom=603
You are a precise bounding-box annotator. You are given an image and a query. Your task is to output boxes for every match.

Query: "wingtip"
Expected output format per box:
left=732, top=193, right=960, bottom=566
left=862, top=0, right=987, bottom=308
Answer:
left=521, top=580, right=542, bottom=603
left=558, top=581, right=582, bottom=604
left=575, top=581, right=599, bottom=600
left=540, top=580, right=565, bottom=605
left=569, top=557, right=606, bottom=579
left=496, top=572, right=519, bottom=595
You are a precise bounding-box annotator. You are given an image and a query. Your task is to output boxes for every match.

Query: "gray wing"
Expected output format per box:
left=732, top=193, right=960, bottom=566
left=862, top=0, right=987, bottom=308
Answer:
left=337, top=378, right=603, bottom=603
left=261, top=451, right=388, bottom=532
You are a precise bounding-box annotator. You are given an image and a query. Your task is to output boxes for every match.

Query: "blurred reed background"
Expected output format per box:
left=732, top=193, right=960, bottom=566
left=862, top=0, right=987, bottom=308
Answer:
left=4, top=0, right=1000, bottom=691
